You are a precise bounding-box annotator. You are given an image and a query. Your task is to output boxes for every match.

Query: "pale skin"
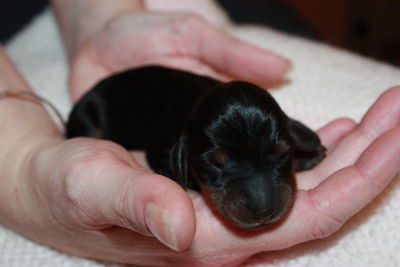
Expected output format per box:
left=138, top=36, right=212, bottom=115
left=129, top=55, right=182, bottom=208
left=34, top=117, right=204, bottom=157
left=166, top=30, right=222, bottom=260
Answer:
left=0, top=0, right=399, bottom=266
left=51, top=0, right=290, bottom=101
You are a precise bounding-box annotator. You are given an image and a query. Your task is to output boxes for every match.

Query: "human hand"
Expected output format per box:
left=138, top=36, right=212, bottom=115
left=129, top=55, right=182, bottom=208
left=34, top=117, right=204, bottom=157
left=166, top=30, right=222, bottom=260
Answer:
left=160, top=86, right=399, bottom=266
left=3, top=87, right=398, bottom=267
left=127, top=86, right=400, bottom=266
left=67, top=11, right=289, bottom=100
left=144, top=0, right=231, bottom=27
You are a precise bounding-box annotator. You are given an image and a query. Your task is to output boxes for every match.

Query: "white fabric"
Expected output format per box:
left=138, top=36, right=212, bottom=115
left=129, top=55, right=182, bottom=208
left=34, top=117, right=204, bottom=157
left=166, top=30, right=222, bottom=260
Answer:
left=2, top=9, right=399, bottom=267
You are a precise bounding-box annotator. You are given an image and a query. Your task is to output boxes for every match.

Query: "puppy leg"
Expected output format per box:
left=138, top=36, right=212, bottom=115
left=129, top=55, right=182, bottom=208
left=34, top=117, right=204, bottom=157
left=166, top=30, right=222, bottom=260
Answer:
left=288, top=119, right=326, bottom=171
left=147, top=134, right=201, bottom=191
left=146, top=136, right=175, bottom=179
left=66, top=99, right=104, bottom=139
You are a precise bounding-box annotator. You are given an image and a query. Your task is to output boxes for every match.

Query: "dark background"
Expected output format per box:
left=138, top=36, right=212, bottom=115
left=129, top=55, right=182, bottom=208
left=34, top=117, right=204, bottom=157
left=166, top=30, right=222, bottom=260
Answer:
left=0, top=0, right=399, bottom=66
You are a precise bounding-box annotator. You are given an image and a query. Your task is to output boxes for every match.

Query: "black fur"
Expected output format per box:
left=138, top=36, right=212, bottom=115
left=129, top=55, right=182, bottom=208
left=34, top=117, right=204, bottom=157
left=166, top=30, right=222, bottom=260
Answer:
left=67, top=66, right=325, bottom=229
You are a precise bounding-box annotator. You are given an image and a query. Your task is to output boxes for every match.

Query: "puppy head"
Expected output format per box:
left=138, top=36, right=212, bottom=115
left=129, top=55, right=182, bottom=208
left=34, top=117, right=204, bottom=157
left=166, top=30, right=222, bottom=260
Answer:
left=172, top=82, right=296, bottom=229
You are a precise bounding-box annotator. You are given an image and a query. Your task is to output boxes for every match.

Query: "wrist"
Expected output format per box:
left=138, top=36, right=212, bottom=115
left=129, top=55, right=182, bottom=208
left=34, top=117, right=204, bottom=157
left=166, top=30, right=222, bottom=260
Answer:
left=51, top=0, right=144, bottom=58
left=0, top=98, right=63, bottom=170
left=0, top=99, right=63, bottom=231
left=0, top=48, right=64, bottom=232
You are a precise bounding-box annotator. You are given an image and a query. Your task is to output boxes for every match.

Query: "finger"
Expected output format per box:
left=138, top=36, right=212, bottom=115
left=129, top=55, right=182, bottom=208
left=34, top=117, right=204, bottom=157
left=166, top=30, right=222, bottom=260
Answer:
left=70, top=159, right=196, bottom=251
left=301, top=127, right=400, bottom=240
left=317, top=118, right=357, bottom=150
left=150, top=57, right=231, bottom=81
left=313, top=86, right=400, bottom=178
left=193, top=19, right=290, bottom=84
left=358, top=86, right=400, bottom=139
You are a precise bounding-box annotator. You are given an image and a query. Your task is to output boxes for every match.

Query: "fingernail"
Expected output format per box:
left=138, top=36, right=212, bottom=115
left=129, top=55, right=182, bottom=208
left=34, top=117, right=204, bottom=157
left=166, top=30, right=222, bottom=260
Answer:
left=145, top=202, right=179, bottom=251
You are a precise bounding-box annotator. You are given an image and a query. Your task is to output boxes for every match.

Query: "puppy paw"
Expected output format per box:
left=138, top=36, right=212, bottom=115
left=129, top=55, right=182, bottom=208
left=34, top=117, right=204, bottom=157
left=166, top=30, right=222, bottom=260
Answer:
left=293, top=145, right=326, bottom=171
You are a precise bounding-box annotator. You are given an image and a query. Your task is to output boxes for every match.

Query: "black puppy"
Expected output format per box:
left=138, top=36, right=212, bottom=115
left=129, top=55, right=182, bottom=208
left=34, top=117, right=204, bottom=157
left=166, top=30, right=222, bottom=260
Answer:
left=67, top=66, right=325, bottom=229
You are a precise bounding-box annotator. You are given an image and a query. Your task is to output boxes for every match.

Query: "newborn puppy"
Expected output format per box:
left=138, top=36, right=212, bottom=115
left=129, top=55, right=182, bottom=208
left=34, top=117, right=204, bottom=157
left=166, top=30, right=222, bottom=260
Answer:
left=67, top=66, right=325, bottom=229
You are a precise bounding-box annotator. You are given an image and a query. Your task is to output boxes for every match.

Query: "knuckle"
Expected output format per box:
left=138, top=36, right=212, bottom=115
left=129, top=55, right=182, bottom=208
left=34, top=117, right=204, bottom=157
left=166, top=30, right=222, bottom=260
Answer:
left=307, top=192, right=345, bottom=239
left=63, top=161, right=92, bottom=215
left=61, top=145, right=121, bottom=220
left=111, top=180, right=141, bottom=230
left=310, top=214, right=343, bottom=239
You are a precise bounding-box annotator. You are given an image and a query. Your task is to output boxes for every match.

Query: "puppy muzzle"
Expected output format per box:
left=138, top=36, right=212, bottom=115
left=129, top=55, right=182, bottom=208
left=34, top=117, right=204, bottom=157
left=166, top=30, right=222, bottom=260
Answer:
left=210, top=182, right=294, bottom=229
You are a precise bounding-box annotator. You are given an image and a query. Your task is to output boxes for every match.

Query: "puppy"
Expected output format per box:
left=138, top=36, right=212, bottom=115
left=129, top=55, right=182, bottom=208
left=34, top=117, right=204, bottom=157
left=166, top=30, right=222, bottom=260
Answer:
left=67, top=66, right=325, bottom=229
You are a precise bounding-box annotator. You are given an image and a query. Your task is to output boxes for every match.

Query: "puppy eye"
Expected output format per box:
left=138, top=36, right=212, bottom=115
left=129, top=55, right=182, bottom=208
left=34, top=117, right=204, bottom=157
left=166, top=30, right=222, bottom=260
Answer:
left=214, top=150, right=229, bottom=166
left=275, top=141, right=292, bottom=162
left=276, top=140, right=290, bottom=155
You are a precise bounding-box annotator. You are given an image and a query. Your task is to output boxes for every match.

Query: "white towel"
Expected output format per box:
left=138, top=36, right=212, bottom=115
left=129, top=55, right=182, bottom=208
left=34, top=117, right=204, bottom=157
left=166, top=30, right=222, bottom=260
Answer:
left=2, top=8, right=399, bottom=267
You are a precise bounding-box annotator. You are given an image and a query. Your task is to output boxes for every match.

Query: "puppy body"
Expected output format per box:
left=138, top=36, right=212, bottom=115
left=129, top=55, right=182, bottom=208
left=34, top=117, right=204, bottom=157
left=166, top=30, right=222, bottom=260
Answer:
left=67, top=66, right=325, bottom=229
left=67, top=67, right=218, bottom=152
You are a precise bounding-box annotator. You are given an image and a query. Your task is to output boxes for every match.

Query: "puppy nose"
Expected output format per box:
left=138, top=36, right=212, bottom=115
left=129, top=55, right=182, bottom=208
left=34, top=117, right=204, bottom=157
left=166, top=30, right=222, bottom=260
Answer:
left=222, top=180, right=294, bottom=228
left=237, top=184, right=292, bottom=219
left=239, top=192, right=276, bottom=218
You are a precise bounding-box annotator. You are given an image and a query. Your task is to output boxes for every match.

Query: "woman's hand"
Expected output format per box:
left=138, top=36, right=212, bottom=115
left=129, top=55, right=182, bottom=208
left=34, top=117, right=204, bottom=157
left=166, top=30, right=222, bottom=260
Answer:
left=69, top=11, right=289, bottom=100
left=51, top=0, right=290, bottom=101
left=2, top=87, right=398, bottom=267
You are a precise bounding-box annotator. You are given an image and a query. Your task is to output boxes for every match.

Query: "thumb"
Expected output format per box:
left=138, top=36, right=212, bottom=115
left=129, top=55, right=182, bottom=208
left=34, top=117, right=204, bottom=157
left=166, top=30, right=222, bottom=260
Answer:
left=71, top=160, right=196, bottom=251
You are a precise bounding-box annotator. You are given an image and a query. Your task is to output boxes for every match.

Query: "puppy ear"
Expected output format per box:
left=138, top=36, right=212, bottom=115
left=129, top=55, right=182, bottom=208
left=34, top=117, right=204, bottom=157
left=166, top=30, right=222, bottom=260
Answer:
left=288, top=119, right=326, bottom=171
left=170, top=135, right=189, bottom=188
left=288, top=119, right=321, bottom=151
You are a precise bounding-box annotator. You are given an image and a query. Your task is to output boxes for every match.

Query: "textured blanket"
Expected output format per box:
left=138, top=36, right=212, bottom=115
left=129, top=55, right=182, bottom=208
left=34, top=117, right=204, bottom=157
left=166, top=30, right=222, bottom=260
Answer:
left=2, top=8, right=399, bottom=267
